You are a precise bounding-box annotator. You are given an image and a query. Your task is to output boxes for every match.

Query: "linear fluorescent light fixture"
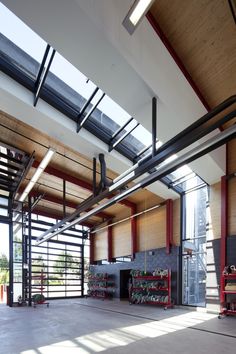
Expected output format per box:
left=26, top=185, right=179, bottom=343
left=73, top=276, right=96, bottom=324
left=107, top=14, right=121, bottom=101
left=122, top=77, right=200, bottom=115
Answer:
left=122, top=0, right=155, bottom=34
left=19, top=148, right=55, bottom=202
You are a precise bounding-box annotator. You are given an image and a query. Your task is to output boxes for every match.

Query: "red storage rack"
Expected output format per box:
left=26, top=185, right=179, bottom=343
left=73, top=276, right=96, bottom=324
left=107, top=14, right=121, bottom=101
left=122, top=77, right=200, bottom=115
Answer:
left=87, top=275, right=114, bottom=300
left=31, top=270, right=49, bottom=308
left=219, top=273, right=236, bottom=318
left=129, top=270, right=172, bottom=309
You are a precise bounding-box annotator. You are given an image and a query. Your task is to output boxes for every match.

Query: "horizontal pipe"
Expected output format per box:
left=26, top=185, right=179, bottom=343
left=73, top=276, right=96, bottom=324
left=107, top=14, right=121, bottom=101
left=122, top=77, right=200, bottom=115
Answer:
left=36, top=123, right=236, bottom=245
left=36, top=97, right=236, bottom=242
left=90, top=202, right=165, bottom=233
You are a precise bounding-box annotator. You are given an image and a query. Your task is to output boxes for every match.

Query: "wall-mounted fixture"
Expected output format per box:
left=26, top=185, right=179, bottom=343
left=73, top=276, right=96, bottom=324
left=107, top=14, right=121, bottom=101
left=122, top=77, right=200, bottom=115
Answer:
left=122, top=0, right=155, bottom=35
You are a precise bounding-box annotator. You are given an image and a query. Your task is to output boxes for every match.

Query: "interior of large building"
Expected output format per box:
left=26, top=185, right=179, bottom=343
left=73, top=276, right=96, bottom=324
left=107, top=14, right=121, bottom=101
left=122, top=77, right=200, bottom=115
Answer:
left=0, top=1, right=236, bottom=353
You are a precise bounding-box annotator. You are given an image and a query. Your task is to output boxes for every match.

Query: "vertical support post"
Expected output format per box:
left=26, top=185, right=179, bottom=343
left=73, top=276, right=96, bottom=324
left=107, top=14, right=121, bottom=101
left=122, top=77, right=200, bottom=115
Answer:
left=8, top=206, right=13, bottom=307
left=99, top=153, right=106, bottom=190
left=220, top=175, right=228, bottom=307
left=89, top=232, right=95, bottom=265
left=81, top=244, right=84, bottom=297
left=93, top=157, right=97, bottom=196
left=166, top=199, right=173, bottom=254
left=152, top=97, right=157, bottom=157
left=63, top=179, right=66, bottom=218
left=28, top=196, right=32, bottom=306
left=131, top=206, right=137, bottom=260
left=107, top=222, right=113, bottom=262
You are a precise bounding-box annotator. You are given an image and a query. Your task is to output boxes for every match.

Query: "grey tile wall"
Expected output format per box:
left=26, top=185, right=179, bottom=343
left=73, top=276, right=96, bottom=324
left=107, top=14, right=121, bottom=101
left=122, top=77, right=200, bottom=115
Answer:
left=90, top=246, right=179, bottom=303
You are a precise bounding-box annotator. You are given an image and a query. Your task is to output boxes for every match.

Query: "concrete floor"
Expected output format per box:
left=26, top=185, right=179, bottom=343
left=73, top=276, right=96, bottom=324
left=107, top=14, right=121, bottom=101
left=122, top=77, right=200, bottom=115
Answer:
left=0, top=299, right=235, bottom=354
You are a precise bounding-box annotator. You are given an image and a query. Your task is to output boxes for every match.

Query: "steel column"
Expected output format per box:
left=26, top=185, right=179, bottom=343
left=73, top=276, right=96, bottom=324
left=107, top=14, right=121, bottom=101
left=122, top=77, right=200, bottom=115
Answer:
left=166, top=199, right=173, bottom=254
left=63, top=179, right=66, bottom=218
left=28, top=196, right=32, bottom=306
left=220, top=175, right=228, bottom=306
left=107, top=222, right=113, bottom=262
left=93, top=157, right=97, bottom=196
left=131, top=206, right=137, bottom=259
left=8, top=212, right=13, bottom=307
left=81, top=244, right=84, bottom=297
left=89, top=232, right=95, bottom=265
left=152, top=97, right=157, bottom=157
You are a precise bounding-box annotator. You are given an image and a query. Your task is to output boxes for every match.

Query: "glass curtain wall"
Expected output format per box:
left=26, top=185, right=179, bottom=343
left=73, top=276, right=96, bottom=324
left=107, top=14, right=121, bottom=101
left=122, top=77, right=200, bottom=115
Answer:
left=182, top=185, right=208, bottom=307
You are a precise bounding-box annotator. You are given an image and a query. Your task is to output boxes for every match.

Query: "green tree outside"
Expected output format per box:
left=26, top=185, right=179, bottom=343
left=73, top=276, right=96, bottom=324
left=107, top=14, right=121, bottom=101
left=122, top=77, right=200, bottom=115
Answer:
left=0, top=253, right=9, bottom=284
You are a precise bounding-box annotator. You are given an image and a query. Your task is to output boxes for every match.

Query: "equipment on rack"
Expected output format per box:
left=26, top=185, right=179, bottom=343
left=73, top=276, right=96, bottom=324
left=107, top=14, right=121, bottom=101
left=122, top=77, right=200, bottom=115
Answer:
left=31, top=270, right=49, bottom=308
left=129, top=268, right=173, bottom=309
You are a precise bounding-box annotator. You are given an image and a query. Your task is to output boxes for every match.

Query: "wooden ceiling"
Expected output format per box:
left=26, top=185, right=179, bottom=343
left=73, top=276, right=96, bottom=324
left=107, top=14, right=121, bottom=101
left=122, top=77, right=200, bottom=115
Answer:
left=0, top=111, right=164, bottom=228
left=150, top=0, right=236, bottom=109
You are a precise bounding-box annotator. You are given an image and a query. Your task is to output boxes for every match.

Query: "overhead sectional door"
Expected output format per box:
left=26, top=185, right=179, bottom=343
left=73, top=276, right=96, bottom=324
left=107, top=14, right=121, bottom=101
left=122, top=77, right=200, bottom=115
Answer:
left=29, top=237, right=83, bottom=299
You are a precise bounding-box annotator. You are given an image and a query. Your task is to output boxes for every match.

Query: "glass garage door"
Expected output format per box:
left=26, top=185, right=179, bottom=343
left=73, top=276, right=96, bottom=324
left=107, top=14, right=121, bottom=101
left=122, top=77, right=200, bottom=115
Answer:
left=29, top=237, right=83, bottom=299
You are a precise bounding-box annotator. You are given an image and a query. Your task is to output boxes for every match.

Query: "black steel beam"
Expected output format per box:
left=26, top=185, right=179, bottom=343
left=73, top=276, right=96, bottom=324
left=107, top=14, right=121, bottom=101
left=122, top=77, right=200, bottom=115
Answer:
left=110, top=117, right=134, bottom=141
left=109, top=122, right=139, bottom=152
left=0, top=168, right=18, bottom=178
left=0, top=152, right=23, bottom=165
left=93, top=157, right=97, bottom=196
left=34, top=48, right=56, bottom=107
left=76, top=92, right=105, bottom=133
left=77, top=87, right=99, bottom=121
left=0, top=160, right=22, bottom=171
left=133, top=140, right=157, bottom=161
left=28, top=196, right=32, bottom=306
left=37, top=123, right=236, bottom=244
left=99, top=153, right=106, bottom=191
left=35, top=44, right=51, bottom=90
left=35, top=96, right=236, bottom=243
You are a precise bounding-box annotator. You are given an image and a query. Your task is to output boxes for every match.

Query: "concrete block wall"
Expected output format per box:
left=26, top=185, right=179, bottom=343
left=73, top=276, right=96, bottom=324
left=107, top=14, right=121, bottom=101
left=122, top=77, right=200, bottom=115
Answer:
left=90, top=245, right=179, bottom=303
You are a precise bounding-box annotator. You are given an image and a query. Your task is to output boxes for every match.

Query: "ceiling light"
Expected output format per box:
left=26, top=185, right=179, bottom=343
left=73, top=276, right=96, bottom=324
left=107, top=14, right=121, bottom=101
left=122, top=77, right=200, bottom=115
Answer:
left=19, top=148, right=55, bottom=202
left=122, top=0, right=155, bottom=35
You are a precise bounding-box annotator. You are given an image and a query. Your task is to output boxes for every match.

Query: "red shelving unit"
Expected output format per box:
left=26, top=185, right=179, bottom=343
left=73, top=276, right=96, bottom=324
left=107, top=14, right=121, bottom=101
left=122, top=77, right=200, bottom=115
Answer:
left=87, top=274, right=114, bottom=300
left=31, top=270, right=49, bottom=308
left=219, top=273, right=236, bottom=318
left=129, top=270, right=172, bottom=309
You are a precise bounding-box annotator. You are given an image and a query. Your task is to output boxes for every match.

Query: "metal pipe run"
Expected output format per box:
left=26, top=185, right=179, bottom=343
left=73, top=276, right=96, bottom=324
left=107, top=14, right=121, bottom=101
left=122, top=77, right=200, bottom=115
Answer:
left=36, top=122, right=236, bottom=245
left=90, top=202, right=164, bottom=234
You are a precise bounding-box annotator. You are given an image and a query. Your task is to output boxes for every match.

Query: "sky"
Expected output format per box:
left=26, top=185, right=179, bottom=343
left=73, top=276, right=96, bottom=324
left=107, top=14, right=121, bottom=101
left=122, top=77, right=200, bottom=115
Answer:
left=0, top=223, right=9, bottom=259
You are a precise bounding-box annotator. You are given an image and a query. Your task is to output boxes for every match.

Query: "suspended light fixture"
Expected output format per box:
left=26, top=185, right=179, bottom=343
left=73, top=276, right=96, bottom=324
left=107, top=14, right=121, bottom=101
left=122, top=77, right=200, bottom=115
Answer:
left=122, top=0, right=155, bottom=35
left=19, top=148, right=55, bottom=202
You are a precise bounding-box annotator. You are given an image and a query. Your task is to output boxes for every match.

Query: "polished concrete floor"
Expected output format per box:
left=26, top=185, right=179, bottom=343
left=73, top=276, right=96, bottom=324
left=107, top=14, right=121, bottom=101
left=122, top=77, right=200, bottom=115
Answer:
left=0, top=298, right=235, bottom=354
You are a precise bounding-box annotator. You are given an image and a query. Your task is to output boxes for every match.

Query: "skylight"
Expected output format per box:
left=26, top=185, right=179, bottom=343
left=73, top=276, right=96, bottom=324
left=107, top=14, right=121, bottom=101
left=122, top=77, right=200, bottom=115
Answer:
left=0, top=3, right=46, bottom=62
left=0, top=2, right=207, bottom=194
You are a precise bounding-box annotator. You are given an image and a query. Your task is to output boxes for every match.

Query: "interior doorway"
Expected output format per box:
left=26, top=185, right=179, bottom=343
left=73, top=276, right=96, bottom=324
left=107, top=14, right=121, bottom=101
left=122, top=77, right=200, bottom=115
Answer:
left=0, top=223, right=9, bottom=304
left=120, top=269, right=131, bottom=299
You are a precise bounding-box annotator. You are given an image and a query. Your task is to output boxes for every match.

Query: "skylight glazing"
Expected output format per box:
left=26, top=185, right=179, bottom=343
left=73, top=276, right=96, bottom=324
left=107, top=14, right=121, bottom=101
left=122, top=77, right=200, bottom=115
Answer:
left=0, top=2, right=207, bottom=194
